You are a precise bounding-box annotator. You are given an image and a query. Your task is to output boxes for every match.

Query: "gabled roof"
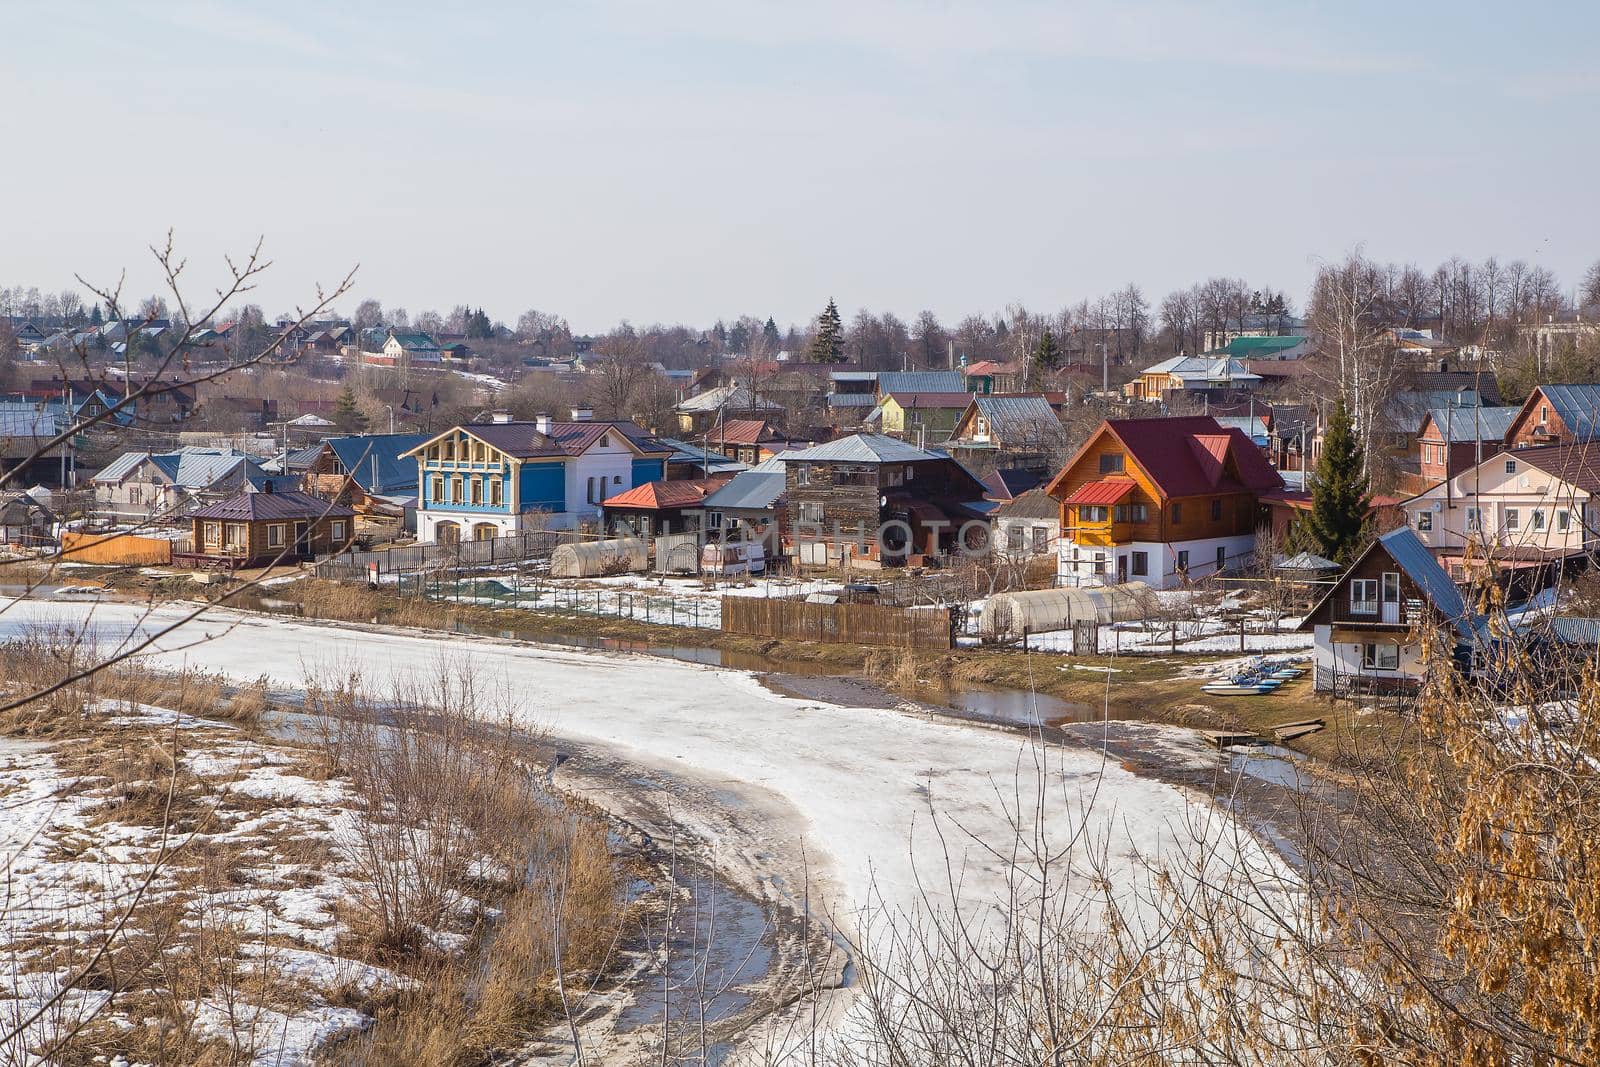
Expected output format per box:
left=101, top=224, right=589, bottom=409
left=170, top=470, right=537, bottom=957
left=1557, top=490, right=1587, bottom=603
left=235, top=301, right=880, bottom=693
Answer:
left=1527, top=384, right=1600, bottom=441
left=387, top=331, right=441, bottom=351
left=701, top=470, right=787, bottom=511
left=962, top=394, right=1066, bottom=446
left=1506, top=441, right=1600, bottom=495
left=1221, top=335, right=1309, bottom=357
left=1302, top=526, right=1481, bottom=642
left=981, top=467, right=1044, bottom=501
left=654, top=437, right=749, bottom=473
left=1064, top=480, right=1135, bottom=506
left=601, top=477, right=729, bottom=510
left=403, top=423, right=566, bottom=460
left=780, top=433, right=943, bottom=464
left=326, top=433, right=431, bottom=493
left=993, top=487, right=1059, bottom=521
left=544, top=420, right=669, bottom=457
left=707, top=419, right=778, bottom=446
left=1418, top=405, right=1518, bottom=442
left=675, top=384, right=782, bottom=414
left=95, top=448, right=261, bottom=489
left=1046, top=416, right=1282, bottom=501
left=190, top=488, right=354, bottom=522
left=1139, top=356, right=1262, bottom=383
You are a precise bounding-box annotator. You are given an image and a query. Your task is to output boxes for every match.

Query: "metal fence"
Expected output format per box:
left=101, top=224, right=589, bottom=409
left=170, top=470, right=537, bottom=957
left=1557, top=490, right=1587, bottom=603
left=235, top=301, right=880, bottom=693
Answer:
left=391, top=572, right=723, bottom=628
left=721, top=596, right=954, bottom=649
left=314, top=531, right=564, bottom=580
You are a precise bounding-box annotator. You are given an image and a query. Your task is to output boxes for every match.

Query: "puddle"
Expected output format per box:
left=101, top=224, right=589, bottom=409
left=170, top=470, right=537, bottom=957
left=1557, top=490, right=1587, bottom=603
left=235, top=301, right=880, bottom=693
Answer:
left=921, top=685, right=1098, bottom=726
left=1225, top=744, right=1307, bottom=789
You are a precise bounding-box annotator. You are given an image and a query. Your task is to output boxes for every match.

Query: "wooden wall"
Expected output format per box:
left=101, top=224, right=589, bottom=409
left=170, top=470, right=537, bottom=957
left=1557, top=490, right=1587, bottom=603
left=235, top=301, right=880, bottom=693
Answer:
left=721, top=596, right=953, bottom=649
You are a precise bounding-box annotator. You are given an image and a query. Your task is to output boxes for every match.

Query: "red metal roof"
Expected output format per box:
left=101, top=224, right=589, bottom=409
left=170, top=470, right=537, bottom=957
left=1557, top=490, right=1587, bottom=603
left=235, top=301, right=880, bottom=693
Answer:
left=1064, top=479, right=1136, bottom=505
left=709, top=419, right=776, bottom=446
left=602, top=477, right=730, bottom=510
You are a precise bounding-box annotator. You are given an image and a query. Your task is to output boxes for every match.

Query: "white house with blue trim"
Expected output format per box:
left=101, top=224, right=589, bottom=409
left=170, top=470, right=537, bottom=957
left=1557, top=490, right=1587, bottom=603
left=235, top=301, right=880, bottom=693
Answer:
left=402, top=412, right=670, bottom=542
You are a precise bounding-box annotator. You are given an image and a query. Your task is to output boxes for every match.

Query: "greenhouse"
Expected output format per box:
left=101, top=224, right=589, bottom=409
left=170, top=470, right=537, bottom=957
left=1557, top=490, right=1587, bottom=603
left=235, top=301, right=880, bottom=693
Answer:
left=549, top=538, right=649, bottom=578
left=979, top=583, right=1156, bottom=643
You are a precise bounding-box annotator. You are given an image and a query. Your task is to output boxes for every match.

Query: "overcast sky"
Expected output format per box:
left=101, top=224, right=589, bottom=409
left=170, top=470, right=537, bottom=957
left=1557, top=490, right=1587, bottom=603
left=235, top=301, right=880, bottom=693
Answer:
left=3, top=1, right=1597, bottom=332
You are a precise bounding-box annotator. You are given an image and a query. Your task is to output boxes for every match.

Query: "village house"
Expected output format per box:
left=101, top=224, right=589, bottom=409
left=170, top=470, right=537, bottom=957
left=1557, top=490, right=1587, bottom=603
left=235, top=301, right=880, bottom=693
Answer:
left=403, top=412, right=671, bottom=542
left=0, top=491, right=54, bottom=548
left=1122, top=356, right=1262, bottom=402
left=947, top=394, right=1068, bottom=471
left=992, top=488, right=1060, bottom=562
left=1413, top=405, right=1519, bottom=484
left=601, top=476, right=731, bottom=537
left=960, top=360, right=1024, bottom=394
left=178, top=483, right=355, bottom=570
left=1044, top=415, right=1282, bottom=588
left=90, top=448, right=266, bottom=524
left=1301, top=526, right=1481, bottom=697
left=1400, top=441, right=1600, bottom=583
left=869, top=392, right=974, bottom=443
left=1503, top=384, right=1600, bottom=450
left=697, top=456, right=789, bottom=549
left=695, top=418, right=791, bottom=465
left=673, top=384, right=784, bottom=435
left=303, top=432, right=430, bottom=517
left=780, top=432, right=990, bottom=567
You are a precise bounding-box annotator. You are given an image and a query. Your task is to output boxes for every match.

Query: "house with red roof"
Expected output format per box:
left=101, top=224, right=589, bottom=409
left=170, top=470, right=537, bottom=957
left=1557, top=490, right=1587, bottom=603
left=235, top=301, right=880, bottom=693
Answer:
left=1043, top=416, right=1283, bottom=588
left=601, top=476, right=732, bottom=536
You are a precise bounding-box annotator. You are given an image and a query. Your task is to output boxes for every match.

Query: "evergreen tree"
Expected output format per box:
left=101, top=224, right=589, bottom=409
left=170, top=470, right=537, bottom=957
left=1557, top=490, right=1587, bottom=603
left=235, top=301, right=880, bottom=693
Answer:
left=809, top=299, right=845, bottom=363
left=89, top=304, right=103, bottom=327
left=466, top=307, right=494, bottom=339
left=1033, top=327, right=1062, bottom=371
left=333, top=386, right=369, bottom=434
left=1299, top=400, right=1371, bottom=563
left=762, top=317, right=780, bottom=350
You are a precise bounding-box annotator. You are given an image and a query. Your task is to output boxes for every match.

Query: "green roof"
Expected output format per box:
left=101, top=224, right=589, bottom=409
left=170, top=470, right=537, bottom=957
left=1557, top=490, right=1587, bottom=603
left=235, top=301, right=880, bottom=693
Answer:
left=1222, top=336, right=1307, bottom=355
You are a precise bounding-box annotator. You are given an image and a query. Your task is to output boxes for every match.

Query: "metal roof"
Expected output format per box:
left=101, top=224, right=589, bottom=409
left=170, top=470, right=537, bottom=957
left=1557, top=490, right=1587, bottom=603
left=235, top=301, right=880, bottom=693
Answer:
left=780, top=433, right=943, bottom=464
left=1421, top=405, right=1518, bottom=441
left=993, top=488, right=1059, bottom=520
left=1274, top=551, right=1339, bottom=571
left=827, top=393, right=880, bottom=407
left=1064, top=479, right=1135, bottom=506
left=190, top=488, right=354, bottom=522
left=675, top=384, right=782, bottom=414
left=876, top=371, right=964, bottom=394
left=701, top=470, right=786, bottom=511
left=968, top=394, right=1064, bottom=444
left=326, top=433, right=430, bottom=493
left=1535, top=384, right=1600, bottom=441
left=1377, top=526, right=1477, bottom=639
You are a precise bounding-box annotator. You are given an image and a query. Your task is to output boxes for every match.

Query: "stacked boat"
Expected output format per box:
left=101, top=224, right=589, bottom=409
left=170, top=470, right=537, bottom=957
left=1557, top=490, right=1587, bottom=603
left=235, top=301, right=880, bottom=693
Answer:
left=1200, top=657, right=1307, bottom=696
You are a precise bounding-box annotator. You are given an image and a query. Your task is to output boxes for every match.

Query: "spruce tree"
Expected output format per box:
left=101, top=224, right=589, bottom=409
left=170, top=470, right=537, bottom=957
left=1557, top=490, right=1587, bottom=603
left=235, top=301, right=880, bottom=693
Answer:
left=763, top=317, right=781, bottom=350
left=1033, top=327, right=1062, bottom=373
left=333, top=386, right=369, bottom=434
left=809, top=299, right=845, bottom=363
left=1300, top=399, right=1371, bottom=563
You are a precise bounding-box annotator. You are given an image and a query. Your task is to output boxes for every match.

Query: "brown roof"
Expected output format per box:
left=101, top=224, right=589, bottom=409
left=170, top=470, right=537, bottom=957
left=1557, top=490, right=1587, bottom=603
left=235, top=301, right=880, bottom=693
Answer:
left=190, top=488, right=354, bottom=522
left=462, top=423, right=567, bottom=458
left=1510, top=441, right=1600, bottom=494
left=995, top=488, right=1060, bottom=520
left=707, top=419, right=777, bottom=446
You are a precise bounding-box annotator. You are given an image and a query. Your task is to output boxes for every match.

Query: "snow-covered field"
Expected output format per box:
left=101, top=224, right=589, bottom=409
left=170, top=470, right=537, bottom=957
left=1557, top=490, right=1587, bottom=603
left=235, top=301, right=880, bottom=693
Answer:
left=0, top=596, right=1293, bottom=1053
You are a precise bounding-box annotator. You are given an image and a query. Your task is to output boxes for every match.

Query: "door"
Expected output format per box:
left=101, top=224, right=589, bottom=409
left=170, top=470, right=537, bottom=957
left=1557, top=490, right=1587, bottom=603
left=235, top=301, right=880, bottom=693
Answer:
left=1215, top=545, right=1227, bottom=575
left=1381, top=571, right=1401, bottom=623
left=1116, top=555, right=1128, bottom=583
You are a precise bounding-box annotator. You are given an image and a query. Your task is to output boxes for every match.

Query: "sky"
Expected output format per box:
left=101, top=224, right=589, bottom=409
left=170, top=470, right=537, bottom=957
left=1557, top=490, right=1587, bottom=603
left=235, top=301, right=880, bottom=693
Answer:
left=3, top=0, right=1597, bottom=333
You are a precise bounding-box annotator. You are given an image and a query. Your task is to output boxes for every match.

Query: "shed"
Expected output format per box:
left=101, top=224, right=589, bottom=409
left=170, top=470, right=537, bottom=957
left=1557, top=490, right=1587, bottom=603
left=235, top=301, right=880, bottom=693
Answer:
left=980, top=583, right=1156, bottom=642
left=549, top=538, right=648, bottom=578
left=654, top=531, right=701, bottom=574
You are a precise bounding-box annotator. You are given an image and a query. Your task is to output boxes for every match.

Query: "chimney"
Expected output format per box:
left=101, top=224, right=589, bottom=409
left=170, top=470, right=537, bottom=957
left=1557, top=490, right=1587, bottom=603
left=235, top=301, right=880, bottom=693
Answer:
left=262, top=479, right=274, bottom=494
left=570, top=406, right=593, bottom=422
left=491, top=410, right=513, bottom=424
left=534, top=413, right=552, bottom=435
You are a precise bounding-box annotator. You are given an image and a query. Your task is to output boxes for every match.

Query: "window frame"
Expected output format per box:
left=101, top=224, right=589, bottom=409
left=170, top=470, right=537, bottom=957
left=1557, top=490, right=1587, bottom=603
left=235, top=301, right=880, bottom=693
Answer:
left=1350, top=578, right=1378, bottom=615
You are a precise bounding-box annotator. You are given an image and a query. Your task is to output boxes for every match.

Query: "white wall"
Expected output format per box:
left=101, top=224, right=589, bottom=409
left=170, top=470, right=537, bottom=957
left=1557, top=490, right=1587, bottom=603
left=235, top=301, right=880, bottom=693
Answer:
left=566, top=433, right=635, bottom=526
left=1311, top=624, right=1427, bottom=690
left=1404, top=454, right=1596, bottom=557
left=1057, top=533, right=1256, bottom=589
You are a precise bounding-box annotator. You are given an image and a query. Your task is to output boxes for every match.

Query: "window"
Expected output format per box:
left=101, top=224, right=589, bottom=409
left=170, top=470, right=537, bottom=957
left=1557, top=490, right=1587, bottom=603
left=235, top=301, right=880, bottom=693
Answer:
left=796, top=464, right=811, bottom=486
left=1350, top=578, right=1378, bottom=614
left=1505, top=459, right=1517, bottom=474
left=1131, top=550, right=1149, bottom=576
left=1113, top=503, right=1147, bottom=523
left=469, top=478, right=481, bottom=505
left=1079, top=505, right=1109, bottom=523
left=1099, top=453, right=1124, bottom=474
left=1362, top=643, right=1400, bottom=671
left=451, top=475, right=463, bottom=504
left=1416, top=511, right=1433, bottom=532
left=885, top=468, right=904, bottom=487
left=1032, top=526, right=1050, bottom=554
left=1541, top=405, right=1550, bottom=423
left=1466, top=506, right=1481, bottom=532
left=204, top=521, right=221, bottom=546
left=1210, top=498, right=1222, bottom=521
left=129, top=486, right=142, bottom=504
left=797, top=501, right=824, bottom=524
left=1558, top=509, right=1570, bottom=532
left=1504, top=508, right=1520, bottom=531
left=586, top=476, right=596, bottom=504
left=1177, top=550, right=1189, bottom=572
left=267, top=524, right=285, bottom=548
left=613, top=474, right=622, bottom=485
left=1092, top=552, right=1106, bottom=575
left=331, top=521, right=346, bottom=541
left=1532, top=509, right=1545, bottom=531
left=1171, top=502, right=1183, bottom=524
left=706, top=510, right=723, bottom=530
left=1007, top=528, right=1024, bottom=551
left=490, top=478, right=503, bottom=506
left=431, top=474, right=444, bottom=504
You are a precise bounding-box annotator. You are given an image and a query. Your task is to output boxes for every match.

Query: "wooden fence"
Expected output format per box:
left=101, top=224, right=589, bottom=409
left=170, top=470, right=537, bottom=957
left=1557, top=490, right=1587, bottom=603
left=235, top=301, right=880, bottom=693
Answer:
left=59, top=530, right=175, bottom=566
left=720, top=596, right=953, bottom=649
left=314, top=531, right=563, bottom=580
